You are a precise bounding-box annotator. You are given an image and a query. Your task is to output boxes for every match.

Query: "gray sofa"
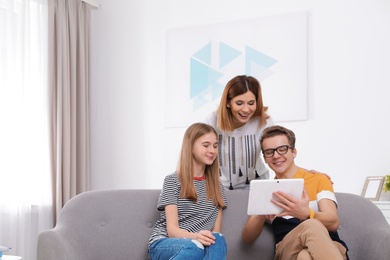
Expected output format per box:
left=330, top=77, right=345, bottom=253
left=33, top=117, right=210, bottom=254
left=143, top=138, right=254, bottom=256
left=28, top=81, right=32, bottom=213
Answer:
left=37, top=189, right=390, bottom=260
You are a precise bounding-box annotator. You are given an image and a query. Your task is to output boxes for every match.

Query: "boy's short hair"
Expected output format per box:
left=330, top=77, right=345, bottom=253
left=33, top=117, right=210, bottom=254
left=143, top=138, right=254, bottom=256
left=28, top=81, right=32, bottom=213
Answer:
left=260, top=125, right=296, bottom=150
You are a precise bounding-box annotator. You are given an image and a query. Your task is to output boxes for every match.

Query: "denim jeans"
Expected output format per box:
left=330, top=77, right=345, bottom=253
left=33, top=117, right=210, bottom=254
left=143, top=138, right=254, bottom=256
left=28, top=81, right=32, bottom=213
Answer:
left=148, top=232, right=227, bottom=260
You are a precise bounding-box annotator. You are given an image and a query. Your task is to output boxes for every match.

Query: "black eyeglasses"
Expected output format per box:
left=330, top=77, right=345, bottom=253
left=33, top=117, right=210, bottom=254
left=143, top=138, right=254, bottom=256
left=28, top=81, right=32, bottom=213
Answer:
left=262, top=145, right=293, bottom=158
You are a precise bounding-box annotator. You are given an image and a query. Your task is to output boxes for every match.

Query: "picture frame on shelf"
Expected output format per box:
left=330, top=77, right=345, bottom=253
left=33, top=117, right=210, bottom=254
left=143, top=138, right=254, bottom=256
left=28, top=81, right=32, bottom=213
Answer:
left=361, top=176, right=385, bottom=201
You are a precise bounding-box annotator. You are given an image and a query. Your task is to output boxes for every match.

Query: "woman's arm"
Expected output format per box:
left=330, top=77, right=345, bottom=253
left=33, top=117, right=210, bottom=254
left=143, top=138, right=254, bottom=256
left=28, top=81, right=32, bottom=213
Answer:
left=307, top=169, right=333, bottom=184
left=242, top=215, right=267, bottom=244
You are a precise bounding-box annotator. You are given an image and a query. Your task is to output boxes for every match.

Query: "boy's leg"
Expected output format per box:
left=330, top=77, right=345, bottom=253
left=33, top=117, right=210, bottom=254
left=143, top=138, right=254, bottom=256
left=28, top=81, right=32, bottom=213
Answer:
left=297, top=249, right=312, bottom=260
left=275, top=219, right=345, bottom=260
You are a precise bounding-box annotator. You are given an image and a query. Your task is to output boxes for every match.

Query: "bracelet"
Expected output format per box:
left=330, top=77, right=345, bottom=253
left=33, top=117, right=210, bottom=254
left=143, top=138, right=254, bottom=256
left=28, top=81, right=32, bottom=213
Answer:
left=309, top=208, right=315, bottom=219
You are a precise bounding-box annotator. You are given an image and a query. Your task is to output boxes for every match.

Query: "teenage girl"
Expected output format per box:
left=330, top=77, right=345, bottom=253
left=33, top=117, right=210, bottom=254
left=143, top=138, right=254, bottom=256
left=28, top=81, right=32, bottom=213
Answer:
left=148, top=123, right=228, bottom=260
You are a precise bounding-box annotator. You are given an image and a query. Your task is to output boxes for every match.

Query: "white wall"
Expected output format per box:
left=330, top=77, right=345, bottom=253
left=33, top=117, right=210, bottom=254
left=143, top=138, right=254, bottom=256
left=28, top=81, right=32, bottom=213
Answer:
left=90, top=0, right=390, bottom=196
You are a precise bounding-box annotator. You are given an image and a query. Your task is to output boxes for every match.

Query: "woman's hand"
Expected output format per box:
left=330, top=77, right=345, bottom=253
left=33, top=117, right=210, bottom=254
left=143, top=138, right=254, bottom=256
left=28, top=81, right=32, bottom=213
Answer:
left=309, top=169, right=333, bottom=184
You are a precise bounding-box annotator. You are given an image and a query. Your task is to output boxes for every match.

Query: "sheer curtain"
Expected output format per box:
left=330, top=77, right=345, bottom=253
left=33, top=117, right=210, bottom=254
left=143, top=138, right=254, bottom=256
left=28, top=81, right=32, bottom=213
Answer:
left=0, top=0, right=52, bottom=259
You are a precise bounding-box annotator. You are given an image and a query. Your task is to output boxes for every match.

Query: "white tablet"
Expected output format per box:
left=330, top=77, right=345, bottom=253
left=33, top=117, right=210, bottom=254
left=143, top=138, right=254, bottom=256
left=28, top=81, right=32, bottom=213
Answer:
left=247, top=179, right=304, bottom=215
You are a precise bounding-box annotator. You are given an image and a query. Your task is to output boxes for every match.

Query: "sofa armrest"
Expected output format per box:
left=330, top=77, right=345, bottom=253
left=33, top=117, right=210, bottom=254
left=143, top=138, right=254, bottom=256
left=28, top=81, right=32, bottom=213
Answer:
left=37, top=229, right=77, bottom=260
left=353, top=226, right=390, bottom=259
left=336, top=192, right=390, bottom=259
left=37, top=190, right=161, bottom=260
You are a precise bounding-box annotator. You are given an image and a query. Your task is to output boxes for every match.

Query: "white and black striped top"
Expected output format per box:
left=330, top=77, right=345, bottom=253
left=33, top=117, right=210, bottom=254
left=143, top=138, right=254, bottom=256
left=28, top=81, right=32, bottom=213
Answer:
left=205, top=112, right=275, bottom=190
left=148, top=172, right=228, bottom=247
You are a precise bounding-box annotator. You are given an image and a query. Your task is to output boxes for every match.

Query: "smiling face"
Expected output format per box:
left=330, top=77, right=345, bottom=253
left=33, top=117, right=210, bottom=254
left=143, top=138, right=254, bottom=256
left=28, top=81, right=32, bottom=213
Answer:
left=228, top=91, right=257, bottom=128
left=262, top=135, right=297, bottom=178
left=192, top=132, right=218, bottom=175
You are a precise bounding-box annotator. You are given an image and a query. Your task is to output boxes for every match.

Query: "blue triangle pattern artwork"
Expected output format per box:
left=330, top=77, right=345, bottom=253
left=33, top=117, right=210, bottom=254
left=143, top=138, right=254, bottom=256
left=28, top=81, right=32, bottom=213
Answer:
left=190, top=42, right=277, bottom=112
left=193, top=94, right=210, bottom=111
left=245, top=45, right=278, bottom=75
left=193, top=42, right=212, bottom=66
left=190, top=58, right=224, bottom=98
left=211, top=81, right=224, bottom=100
left=219, top=42, right=242, bottom=69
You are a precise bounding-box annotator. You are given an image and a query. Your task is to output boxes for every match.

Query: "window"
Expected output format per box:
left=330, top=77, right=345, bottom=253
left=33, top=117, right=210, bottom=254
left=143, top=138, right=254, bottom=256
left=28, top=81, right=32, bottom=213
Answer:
left=0, top=0, right=52, bottom=258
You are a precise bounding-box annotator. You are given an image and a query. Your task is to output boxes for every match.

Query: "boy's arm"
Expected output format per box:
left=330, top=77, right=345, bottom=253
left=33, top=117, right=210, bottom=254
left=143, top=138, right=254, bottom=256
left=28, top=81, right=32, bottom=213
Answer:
left=272, top=190, right=339, bottom=231
left=242, top=215, right=267, bottom=244
left=314, top=199, right=339, bottom=232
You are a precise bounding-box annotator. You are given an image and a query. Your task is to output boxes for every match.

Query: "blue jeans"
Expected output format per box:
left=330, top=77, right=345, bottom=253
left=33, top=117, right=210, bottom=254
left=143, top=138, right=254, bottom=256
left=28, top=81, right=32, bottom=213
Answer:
left=148, top=232, right=227, bottom=260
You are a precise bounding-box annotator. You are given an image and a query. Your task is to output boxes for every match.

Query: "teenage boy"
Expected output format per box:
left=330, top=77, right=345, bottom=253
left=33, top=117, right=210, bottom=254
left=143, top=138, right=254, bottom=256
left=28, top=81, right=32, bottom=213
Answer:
left=242, top=125, right=348, bottom=260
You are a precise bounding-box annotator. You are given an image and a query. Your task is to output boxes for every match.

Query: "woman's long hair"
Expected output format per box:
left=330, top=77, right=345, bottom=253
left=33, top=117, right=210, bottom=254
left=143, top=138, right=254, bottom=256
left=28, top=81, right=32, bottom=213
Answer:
left=217, top=75, right=269, bottom=131
left=177, top=123, right=225, bottom=207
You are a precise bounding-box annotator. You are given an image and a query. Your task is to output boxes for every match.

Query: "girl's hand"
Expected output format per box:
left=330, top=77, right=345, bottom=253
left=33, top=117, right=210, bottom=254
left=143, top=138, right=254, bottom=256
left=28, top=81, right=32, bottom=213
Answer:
left=196, top=230, right=216, bottom=246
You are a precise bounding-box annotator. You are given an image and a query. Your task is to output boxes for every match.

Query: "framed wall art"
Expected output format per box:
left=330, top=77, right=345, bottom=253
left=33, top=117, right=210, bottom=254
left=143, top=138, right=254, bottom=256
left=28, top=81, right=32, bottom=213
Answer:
left=165, top=11, right=308, bottom=128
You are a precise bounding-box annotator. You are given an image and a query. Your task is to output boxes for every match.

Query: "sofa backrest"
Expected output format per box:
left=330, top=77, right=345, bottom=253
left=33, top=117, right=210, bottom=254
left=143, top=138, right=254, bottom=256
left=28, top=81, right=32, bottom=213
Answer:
left=223, top=189, right=275, bottom=259
left=37, top=189, right=390, bottom=260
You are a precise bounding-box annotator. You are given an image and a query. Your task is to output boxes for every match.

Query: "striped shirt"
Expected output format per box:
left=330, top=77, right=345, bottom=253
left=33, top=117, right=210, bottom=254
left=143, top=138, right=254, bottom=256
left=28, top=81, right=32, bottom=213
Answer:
left=148, top=172, right=228, bottom=247
left=205, top=112, right=274, bottom=190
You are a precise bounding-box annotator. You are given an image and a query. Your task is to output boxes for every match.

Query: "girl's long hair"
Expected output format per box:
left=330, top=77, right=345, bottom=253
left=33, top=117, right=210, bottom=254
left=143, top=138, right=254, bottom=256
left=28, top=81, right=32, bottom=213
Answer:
left=177, top=123, right=225, bottom=207
left=217, top=75, right=269, bottom=131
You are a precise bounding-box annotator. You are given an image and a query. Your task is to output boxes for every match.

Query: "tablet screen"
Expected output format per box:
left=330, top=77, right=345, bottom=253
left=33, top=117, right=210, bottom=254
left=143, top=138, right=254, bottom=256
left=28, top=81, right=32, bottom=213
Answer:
left=247, top=179, right=304, bottom=215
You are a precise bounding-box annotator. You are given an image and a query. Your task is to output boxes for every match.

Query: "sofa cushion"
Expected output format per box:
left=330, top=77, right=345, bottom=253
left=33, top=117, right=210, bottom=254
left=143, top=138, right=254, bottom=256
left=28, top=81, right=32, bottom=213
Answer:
left=37, top=189, right=390, bottom=260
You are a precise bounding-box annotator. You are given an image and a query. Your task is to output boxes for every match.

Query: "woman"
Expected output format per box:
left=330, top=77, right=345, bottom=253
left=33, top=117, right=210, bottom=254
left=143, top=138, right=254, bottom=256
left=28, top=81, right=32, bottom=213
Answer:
left=148, top=123, right=228, bottom=260
left=205, top=75, right=274, bottom=190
